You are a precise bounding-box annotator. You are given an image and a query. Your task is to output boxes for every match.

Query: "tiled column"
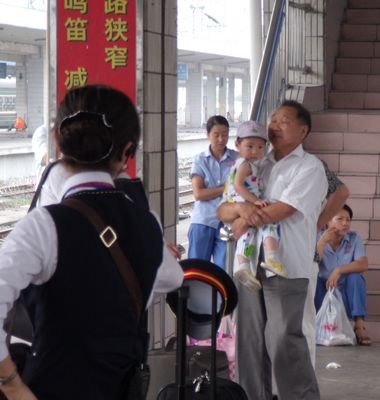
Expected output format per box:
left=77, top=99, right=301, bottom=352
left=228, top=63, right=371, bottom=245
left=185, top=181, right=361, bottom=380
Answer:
left=143, top=0, right=178, bottom=348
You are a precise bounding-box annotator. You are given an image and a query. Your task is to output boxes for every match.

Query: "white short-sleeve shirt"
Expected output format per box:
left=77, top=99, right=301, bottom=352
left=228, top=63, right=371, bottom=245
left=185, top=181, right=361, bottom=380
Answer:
left=260, top=144, right=328, bottom=279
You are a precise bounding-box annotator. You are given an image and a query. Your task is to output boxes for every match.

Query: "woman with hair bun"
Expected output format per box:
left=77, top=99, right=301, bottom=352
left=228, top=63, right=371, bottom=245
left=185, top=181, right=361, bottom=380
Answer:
left=0, top=84, right=183, bottom=400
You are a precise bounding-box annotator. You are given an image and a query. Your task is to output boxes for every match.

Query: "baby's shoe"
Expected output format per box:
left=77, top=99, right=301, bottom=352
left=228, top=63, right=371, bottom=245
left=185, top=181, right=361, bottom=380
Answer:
left=260, top=258, right=288, bottom=278
left=234, top=268, right=262, bottom=291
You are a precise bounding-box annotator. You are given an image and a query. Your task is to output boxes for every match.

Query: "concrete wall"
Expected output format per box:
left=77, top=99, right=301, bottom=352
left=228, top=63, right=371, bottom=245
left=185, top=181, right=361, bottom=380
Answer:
left=0, top=145, right=34, bottom=181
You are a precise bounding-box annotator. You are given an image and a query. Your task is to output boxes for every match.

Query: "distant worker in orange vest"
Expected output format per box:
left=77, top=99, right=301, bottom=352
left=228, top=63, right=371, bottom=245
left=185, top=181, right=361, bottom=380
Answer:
left=14, top=116, right=27, bottom=130
left=8, top=116, right=27, bottom=131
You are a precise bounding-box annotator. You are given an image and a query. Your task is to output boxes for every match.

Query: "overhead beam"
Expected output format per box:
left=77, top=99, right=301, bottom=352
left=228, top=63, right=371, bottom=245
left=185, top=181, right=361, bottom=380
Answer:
left=0, top=40, right=39, bottom=55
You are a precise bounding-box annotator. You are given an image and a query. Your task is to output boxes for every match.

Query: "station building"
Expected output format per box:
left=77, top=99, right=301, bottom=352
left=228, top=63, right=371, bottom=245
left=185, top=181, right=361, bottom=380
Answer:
left=0, top=0, right=379, bottom=362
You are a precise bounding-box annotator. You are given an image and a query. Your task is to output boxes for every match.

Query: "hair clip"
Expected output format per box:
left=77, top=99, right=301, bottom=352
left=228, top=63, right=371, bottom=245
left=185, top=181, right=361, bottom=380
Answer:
left=64, top=143, right=114, bottom=165
left=59, top=110, right=114, bottom=164
left=59, top=110, right=112, bottom=134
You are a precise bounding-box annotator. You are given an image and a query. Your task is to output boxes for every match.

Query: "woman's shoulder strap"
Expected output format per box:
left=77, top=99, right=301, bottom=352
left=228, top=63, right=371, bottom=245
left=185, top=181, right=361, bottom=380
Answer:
left=28, top=159, right=62, bottom=212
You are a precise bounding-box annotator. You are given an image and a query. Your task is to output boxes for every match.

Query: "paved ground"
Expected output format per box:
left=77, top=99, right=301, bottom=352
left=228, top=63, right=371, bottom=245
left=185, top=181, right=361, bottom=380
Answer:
left=177, top=218, right=380, bottom=399
left=316, top=344, right=380, bottom=400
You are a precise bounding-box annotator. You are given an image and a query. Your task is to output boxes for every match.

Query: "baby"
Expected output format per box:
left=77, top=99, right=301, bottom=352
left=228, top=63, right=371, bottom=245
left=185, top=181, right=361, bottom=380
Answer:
left=224, top=120, right=288, bottom=290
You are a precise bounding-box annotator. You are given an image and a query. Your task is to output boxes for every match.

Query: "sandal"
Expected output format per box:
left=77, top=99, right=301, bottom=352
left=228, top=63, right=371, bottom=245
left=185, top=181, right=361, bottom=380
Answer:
left=354, top=327, right=371, bottom=346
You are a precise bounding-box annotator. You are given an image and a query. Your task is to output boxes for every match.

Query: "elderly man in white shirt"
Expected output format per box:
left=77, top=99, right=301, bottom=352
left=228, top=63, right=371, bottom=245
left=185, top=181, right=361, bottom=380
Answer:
left=218, top=100, right=327, bottom=400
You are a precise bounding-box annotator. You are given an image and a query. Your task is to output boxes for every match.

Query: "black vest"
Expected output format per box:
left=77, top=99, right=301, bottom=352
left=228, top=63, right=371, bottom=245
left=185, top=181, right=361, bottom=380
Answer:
left=22, top=190, right=163, bottom=400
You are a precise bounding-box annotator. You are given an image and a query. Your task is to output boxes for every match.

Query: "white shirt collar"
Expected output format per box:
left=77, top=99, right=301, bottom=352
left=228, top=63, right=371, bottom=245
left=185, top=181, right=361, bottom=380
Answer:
left=267, top=143, right=305, bottom=163
left=60, top=171, right=115, bottom=201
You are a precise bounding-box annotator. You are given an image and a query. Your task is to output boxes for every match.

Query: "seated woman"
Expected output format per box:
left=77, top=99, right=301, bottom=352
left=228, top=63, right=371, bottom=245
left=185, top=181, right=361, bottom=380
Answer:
left=315, top=204, right=370, bottom=345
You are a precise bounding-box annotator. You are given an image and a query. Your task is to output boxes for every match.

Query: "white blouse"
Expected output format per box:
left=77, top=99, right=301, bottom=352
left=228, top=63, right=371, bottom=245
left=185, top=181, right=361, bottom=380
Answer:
left=0, top=169, right=183, bottom=361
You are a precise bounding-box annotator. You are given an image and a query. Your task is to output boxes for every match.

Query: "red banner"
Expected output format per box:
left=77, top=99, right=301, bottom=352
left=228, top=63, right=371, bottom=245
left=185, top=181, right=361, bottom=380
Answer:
left=57, top=0, right=136, bottom=176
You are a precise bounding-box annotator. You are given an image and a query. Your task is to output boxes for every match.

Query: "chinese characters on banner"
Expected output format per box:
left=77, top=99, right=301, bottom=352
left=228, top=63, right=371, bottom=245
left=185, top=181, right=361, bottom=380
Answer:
left=57, top=0, right=136, bottom=175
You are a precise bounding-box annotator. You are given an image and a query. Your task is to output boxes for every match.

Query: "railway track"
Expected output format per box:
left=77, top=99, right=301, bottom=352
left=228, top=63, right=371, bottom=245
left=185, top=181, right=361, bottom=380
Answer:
left=0, top=182, right=35, bottom=242
left=0, top=183, right=195, bottom=243
left=0, top=183, right=34, bottom=197
left=179, top=189, right=194, bottom=206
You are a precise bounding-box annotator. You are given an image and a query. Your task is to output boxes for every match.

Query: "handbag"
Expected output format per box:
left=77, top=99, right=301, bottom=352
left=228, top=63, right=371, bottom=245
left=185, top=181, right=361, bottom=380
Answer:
left=124, top=363, right=151, bottom=400
left=164, top=336, right=230, bottom=379
left=187, top=345, right=229, bottom=380
left=188, top=316, right=236, bottom=380
left=316, top=288, right=356, bottom=346
left=63, top=198, right=150, bottom=399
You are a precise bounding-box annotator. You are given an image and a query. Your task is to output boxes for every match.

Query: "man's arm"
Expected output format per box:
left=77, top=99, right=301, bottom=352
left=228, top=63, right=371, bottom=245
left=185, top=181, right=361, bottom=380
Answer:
left=317, top=183, right=349, bottom=230
left=217, top=201, right=296, bottom=239
left=317, top=160, right=349, bottom=230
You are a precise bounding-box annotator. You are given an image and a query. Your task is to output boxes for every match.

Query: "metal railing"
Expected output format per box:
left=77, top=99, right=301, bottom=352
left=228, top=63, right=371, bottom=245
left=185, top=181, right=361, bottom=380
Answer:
left=250, top=0, right=287, bottom=123
left=251, top=0, right=325, bottom=124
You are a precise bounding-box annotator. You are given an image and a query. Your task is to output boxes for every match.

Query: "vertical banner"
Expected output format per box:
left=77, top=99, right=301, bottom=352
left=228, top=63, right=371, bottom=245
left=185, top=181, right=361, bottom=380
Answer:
left=57, top=0, right=136, bottom=176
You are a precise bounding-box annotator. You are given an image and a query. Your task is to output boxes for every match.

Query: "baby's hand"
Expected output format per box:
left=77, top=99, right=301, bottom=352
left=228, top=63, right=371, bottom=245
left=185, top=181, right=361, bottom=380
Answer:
left=254, top=199, right=270, bottom=208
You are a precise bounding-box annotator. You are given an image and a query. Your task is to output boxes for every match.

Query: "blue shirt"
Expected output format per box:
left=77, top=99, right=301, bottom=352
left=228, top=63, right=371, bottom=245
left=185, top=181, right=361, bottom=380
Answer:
left=318, top=230, right=366, bottom=280
left=190, top=146, right=238, bottom=229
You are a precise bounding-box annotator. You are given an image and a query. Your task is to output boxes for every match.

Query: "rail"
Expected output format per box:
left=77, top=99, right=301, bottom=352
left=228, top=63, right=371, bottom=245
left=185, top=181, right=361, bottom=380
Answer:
left=251, top=0, right=325, bottom=123
left=250, top=0, right=286, bottom=123
left=0, top=179, right=195, bottom=242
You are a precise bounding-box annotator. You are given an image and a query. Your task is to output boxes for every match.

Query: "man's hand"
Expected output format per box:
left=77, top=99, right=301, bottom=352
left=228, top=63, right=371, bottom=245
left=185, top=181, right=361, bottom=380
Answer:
left=0, top=373, right=37, bottom=400
left=237, top=203, right=265, bottom=228
left=254, top=199, right=270, bottom=208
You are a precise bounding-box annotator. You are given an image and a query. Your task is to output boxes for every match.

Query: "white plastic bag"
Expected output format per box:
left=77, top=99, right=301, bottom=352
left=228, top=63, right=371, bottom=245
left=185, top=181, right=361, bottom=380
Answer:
left=315, top=288, right=356, bottom=346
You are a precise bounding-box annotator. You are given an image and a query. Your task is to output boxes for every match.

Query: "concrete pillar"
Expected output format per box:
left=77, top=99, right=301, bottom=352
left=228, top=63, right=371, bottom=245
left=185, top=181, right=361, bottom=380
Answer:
left=242, top=75, right=251, bottom=121
left=205, top=72, right=216, bottom=121
left=26, top=50, right=44, bottom=134
left=15, top=61, right=27, bottom=125
left=187, top=64, right=203, bottom=127
left=218, top=69, right=227, bottom=117
left=227, top=74, right=235, bottom=121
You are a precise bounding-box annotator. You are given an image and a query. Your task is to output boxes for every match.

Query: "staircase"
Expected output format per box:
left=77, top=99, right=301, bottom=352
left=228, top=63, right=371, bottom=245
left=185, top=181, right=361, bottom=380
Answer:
left=304, top=0, right=380, bottom=341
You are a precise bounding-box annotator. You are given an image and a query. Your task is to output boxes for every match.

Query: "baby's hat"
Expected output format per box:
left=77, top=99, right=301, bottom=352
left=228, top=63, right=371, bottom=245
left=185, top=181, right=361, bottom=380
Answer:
left=237, top=120, right=267, bottom=141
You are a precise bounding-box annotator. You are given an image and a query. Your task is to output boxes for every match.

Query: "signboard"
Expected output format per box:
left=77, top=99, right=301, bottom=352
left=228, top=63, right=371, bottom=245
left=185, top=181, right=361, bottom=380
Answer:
left=57, top=0, right=136, bottom=175
left=178, top=63, right=188, bottom=81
